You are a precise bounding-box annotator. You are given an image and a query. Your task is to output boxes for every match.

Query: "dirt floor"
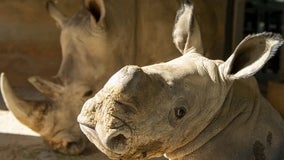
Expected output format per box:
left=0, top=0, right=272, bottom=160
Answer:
left=0, top=87, right=165, bottom=160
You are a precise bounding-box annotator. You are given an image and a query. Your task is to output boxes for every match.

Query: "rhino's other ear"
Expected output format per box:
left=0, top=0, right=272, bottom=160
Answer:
left=46, top=0, right=67, bottom=28
left=28, top=76, right=64, bottom=100
left=220, top=33, right=283, bottom=80
left=84, top=0, right=106, bottom=25
left=172, top=0, right=203, bottom=54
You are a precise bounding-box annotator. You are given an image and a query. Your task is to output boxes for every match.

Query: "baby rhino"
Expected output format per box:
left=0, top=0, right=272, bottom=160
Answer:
left=78, top=33, right=284, bottom=160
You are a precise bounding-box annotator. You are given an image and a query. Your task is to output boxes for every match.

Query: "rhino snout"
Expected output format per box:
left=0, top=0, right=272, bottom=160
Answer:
left=79, top=122, right=132, bottom=156
left=105, top=131, right=130, bottom=154
left=97, top=116, right=133, bottom=155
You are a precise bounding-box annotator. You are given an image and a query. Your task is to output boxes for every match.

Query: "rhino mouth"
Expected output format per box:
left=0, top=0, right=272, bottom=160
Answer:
left=79, top=122, right=131, bottom=158
left=79, top=123, right=152, bottom=159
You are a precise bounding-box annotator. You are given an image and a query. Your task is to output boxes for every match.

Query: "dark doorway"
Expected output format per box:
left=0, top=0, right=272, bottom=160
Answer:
left=244, top=0, right=284, bottom=92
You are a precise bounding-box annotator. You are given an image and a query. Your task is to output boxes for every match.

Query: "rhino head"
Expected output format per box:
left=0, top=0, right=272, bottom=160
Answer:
left=0, top=0, right=121, bottom=155
left=78, top=33, right=284, bottom=159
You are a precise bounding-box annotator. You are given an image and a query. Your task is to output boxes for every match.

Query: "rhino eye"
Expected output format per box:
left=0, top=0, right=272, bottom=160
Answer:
left=175, top=106, right=187, bottom=119
left=83, top=90, right=94, bottom=97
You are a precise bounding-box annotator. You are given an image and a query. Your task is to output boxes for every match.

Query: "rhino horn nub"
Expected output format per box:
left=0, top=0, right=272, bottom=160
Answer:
left=105, top=65, right=159, bottom=103
left=1, top=73, right=47, bottom=132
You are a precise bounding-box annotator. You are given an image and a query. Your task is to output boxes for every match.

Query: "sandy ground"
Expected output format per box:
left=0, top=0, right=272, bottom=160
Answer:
left=0, top=87, right=166, bottom=160
left=0, top=110, right=113, bottom=160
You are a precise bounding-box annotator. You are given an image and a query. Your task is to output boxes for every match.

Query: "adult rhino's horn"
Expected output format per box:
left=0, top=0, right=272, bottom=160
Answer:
left=1, top=73, right=49, bottom=132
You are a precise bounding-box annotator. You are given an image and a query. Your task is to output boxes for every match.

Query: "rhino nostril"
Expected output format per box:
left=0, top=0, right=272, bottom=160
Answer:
left=66, top=141, right=78, bottom=150
left=64, top=141, right=85, bottom=155
left=107, top=134, right=128, bottom=153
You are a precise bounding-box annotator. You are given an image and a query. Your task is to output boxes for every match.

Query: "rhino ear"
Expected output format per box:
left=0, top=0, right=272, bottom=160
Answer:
left=220, top=33, right=284, bottom=80
left=28, top=76, right=64, bottom=100
left=172, top=0, right=203, bottom=54
left=84, top=0, right=106, bottom=26
left=46, top=0, right=67, bottom=28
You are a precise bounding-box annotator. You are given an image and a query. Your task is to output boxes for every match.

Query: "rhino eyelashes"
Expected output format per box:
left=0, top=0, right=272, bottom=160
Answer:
left=175, top=106, right=187, bottom=119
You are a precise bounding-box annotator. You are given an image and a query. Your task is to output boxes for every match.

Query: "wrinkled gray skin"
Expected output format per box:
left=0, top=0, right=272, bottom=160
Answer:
left=78, top=32, right=284, bottom=160
left=0, top=0, right=181, bottom=155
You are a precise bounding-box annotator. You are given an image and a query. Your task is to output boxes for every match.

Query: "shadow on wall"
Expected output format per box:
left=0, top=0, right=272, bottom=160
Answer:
left=0, top=84, right=45, bottom=110
left=0, top=0, right=82, bottom=87
left=0, top=84, right=5, bottom=111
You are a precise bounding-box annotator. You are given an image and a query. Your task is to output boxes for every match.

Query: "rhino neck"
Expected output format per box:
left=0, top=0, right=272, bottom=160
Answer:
left=165, top=78, right=259, bottom=159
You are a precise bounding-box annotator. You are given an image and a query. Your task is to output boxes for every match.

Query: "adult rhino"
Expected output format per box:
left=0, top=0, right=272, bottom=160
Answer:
left=78, top=32, right=284, bottom=160
left=0, top=0, right=181, bottom=155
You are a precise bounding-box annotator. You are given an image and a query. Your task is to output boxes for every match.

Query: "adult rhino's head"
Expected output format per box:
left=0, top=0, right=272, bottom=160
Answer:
left=1, top=73, right=88, bottom=154
left=78, top=33, right=283, bottom=159
left=0, top=0, right=118, bottom=155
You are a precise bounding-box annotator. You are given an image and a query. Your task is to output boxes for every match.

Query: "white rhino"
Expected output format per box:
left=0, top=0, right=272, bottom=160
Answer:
left=0, top=0, right=224, bottom=155
left=78, top=32, right=284, bottom=160
left=0, top=0, right=181, bottom=155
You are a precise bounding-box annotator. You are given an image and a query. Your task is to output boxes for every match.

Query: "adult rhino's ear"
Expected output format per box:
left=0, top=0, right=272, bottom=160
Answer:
left=28, top=76, right=64, bottom=100
left=220, top=32, right=283, bottom=80
left=172, top=0, right=203, bottom=54
left=84, top=0, right=106, bottom=26
left=46, top=0, right=67, bottom=29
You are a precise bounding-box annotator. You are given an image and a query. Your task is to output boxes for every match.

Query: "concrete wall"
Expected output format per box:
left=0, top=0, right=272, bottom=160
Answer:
left=0, top=0, right=228, bottom=87
left=0, top=0, right=81, bottom=87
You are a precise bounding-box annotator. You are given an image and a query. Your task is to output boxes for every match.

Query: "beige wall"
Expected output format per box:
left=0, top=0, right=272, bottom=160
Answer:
left=193, top=0, right=228, bottom=59
left=208, top=0, right=228, bottom=59
left=0, top=0, right=229, bottom=87
left=0, top=0, right=81, bottom=87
